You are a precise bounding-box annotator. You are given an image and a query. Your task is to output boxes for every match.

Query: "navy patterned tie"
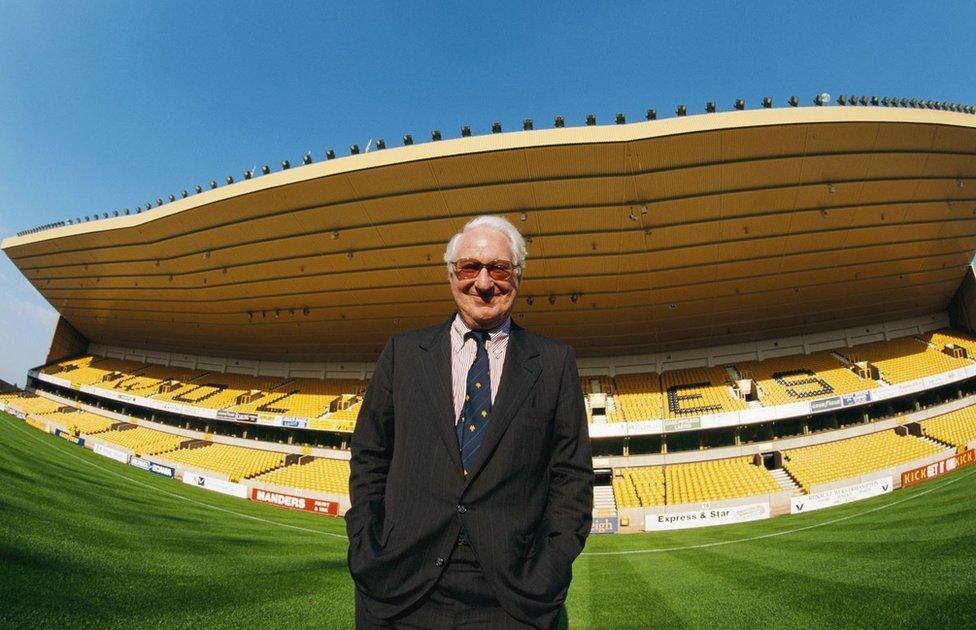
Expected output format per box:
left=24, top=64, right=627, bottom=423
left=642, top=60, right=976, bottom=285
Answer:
left=457, top=330, right=491, bottom=476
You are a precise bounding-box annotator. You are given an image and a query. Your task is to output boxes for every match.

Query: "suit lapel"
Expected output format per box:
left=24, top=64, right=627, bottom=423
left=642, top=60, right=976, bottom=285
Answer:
left=418, top=318, right=463, bottom=473
left=463, top=323, right=542, bottom=487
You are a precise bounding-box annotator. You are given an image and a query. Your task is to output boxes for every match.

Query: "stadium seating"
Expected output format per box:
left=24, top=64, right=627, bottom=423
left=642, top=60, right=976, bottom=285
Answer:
left=782, top=430, right=944, bottom=492
left=735, top=351, right=875, bottom=406
left=4, top=394, right=64, bottom=416
left=612, top=373, right=663, bottom=422
left=41, top=355, right=368, bottom=422
left=922, top=406, right=976, bottom=448
left=918, top=329, right=976, bottom=359
left=614, top=466, right=664, bottom=507
left=252, top=457, right=350, bottom=494
left=662, top=366, right=747, bottom=417
left=664, top=457, right=781, bottom=504
left=30, top=331, right=976, bottom=435
left=159, top=443, right=284, bottom=481
left=614, top=457, right=779, bottom=507
left=94, top=426, right=186, bottom=455
left=842, top=337, right=971, bottom=384
left=49, top=410, right=116, bottom=435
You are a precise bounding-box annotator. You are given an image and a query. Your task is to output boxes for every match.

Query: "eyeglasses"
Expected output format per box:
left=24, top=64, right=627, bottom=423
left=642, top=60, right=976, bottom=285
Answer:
left=451, top=258, right=519, bottom=281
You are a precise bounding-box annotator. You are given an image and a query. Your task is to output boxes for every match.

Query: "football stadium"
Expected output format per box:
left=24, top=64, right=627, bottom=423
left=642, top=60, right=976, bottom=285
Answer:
left=3, top=98, right=976, bottom=627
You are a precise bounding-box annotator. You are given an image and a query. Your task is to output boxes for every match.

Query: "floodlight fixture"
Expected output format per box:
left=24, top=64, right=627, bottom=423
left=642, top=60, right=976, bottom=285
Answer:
left=402, top=134, right=413, bottom=145
left=431, top=129, right=442, bottom=141
left=837, top=95, right=847, bottom=105
left=350, top=144, right=360, bottom=154
left=261, top=165, right=270, bottom=174
left=646, top=108, right=656, bottom=120
left=871, top=96, right=879, bottom=105
left=881, top=97, right=890, bottom=106
left=491, top=121, right=502, bottom=133
left=548, top=295, right=557, bottom=305
left=526, top=296, right=534, bottom=306
left=225, top=176, right=234, bottom=185
left=303, top=152, right=312, bottom=165
left=615, top=113, right=626, bottom=124
left=859, top=96, right=868, bottom=106
left=523, top=118, right=533, bottom=130
left=326, top=149, right=336, bottom=159
left=570, top=292, right=580, bottom=303
left=376, top=138, right=385, bottom=149
left=676, top=104, right=687, bottom=116
left=156, top=198, right=163, bottom=206
left=168, top=194, right=176, bottom=202
left=281, top=159, right=291, bottom=169
left=554, top=116, right=565, bottom=127
left=210, top=180, right=218, bottom=189
left=195, top=185, right=203, bottom=193
left=180, top=190, right=188, bottom=198
left=814, top=92, right=829, bottom=106
left=461, top=125, right=472, bottom=136
left=585, top=114, right=596, bottom=125
left=762, top=97, right=772, bottom=108
left=734, top=99, right=745, bottom=110
left=705, top=101, right=716, bottom=113
left=243, top=170, right=252, bottom=180
left=789, top=95, right=799, bottom=107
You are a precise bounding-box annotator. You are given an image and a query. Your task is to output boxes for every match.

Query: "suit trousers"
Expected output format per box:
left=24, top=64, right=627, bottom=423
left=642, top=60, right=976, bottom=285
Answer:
left=355, top=541, right=542, bottom=630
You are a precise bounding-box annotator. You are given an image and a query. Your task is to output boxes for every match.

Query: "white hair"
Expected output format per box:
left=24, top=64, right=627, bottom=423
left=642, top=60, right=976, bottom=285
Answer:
left=443, top=215, right=527, bottom=278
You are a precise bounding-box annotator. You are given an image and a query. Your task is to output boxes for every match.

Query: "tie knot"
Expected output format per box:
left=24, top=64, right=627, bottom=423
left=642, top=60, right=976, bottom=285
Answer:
left=468, top=330, right=489, bottom=347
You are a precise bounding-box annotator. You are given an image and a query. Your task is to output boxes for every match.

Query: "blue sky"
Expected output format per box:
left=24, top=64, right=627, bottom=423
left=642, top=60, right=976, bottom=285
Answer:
left=2, top=1, right=975, bottom=385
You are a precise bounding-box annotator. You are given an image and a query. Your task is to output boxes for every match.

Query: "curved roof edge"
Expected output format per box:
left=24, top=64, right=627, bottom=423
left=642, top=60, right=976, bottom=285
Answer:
left=5, top=106, right=976, bottom=250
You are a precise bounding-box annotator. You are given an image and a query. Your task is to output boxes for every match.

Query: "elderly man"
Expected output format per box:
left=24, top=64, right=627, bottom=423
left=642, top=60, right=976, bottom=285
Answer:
left=347, top=215, right=593, bottom=629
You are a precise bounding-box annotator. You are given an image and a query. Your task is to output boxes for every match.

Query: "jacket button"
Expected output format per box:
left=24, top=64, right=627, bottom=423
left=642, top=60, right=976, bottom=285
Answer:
left=435, top=558, right=445, bottom=567
left=457, top=505, right=467, bottom=514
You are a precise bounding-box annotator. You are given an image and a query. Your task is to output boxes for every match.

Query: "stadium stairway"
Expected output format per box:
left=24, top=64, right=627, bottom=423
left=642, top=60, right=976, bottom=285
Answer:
left=593, top=485, right=618, bottom=516
left=769, top=468, right=804, bottom=497
left=919, top=434, right=954, bottom=450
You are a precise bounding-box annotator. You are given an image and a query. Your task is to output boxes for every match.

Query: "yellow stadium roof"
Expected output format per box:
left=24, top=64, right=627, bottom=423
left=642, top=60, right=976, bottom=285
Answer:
left=4, top=106, right=976, bottom=361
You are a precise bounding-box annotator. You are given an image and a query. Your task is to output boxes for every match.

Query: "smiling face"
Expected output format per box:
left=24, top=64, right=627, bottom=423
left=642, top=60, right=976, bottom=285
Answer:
left=449, top=227, right=520, bottom=330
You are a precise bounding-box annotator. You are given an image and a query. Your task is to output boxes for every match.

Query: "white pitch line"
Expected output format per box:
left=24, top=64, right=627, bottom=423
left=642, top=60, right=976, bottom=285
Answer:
left=7, top=420, right=348, bottom=540
left=581, top=466, right=976, bottom=556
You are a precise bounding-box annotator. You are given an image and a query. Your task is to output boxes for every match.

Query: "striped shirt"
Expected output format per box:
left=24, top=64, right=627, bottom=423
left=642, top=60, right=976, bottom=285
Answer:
left=450, top=314, right=511, bottom=420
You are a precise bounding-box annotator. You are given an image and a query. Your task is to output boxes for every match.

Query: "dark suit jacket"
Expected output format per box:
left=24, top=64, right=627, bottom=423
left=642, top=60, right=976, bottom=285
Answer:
left=347, top=317, right=593, bottom=628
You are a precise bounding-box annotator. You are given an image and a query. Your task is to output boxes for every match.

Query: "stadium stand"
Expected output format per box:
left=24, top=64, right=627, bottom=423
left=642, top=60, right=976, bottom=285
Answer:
left=612, top=372, right=663, bottom=422
left=40, top=355, right=369, bottom=422
left=841, top=336, right=971, bottom=384
left=613, top=466, right=664, bottom=507
left=33, top=333, right=976, bottom=430
left=664, top=457, right=781, bottom=504
left=782, top=430, right=945, bottom=492
left=49, top=410, right=116, bottom=435
left=94, top=426, right=186, bottom=455
left=160, top=443, right=284, bottom=481
left=735, top=351, right=876, bottom=406
left=918, top=329, right=976, bottom=360
left=5, top=394, right=63, bottom=416
left=662, top=366, right=747, bottom=417
left=613, top=457, right=779, bottom=507
left=252, top=457, right=350, bottom=494
left=922, top=406, right=976, bottom=448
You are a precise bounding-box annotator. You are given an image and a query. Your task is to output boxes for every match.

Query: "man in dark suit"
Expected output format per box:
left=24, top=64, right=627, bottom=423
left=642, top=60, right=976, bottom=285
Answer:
left=347, top=215, right=593, bottom=629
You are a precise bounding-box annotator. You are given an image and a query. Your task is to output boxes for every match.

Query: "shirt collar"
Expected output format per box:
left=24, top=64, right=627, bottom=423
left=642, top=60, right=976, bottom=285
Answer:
left=451, top=313, right=511, bottom=354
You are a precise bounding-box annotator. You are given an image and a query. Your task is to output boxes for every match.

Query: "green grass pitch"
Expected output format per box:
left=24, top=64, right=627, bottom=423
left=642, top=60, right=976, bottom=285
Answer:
left=2, top=411, right=975, bottom=629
